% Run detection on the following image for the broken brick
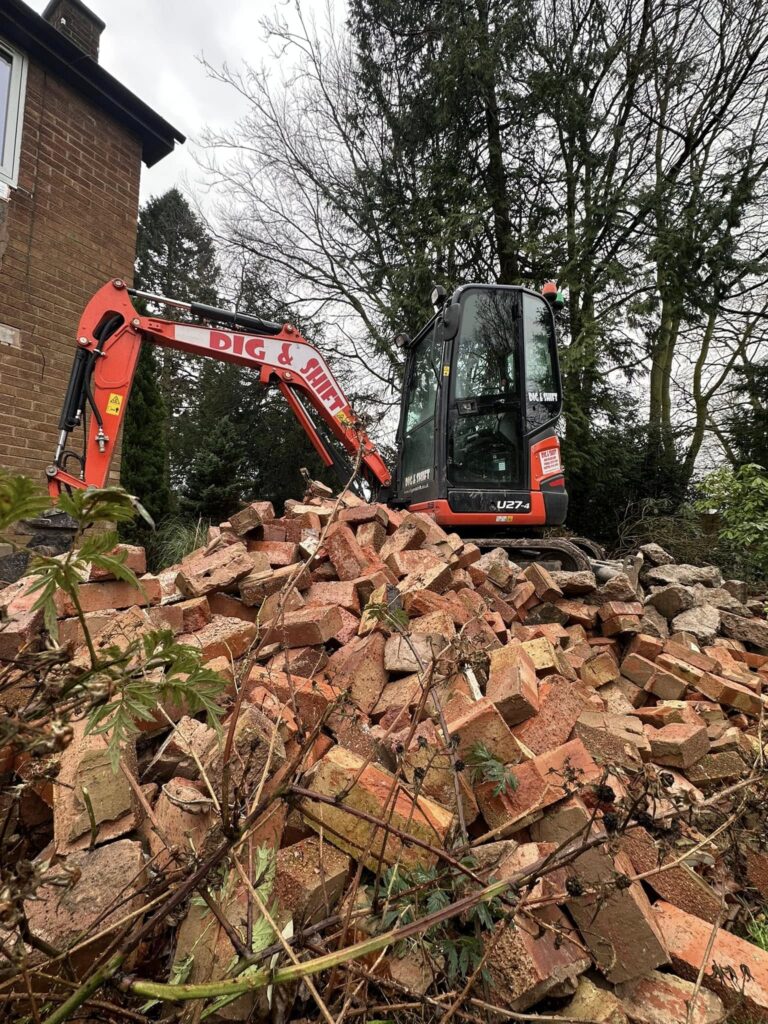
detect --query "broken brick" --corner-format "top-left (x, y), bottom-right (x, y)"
top-left (177, 614), bottom-right (257, 661)
top-left (512, 674), bottom-right (594, 755)
top-left (300, 745), bottom-right (454, 871)
top-left (649, 722), bottom-right (710, 769)
top-left (53, 719), bottom-right (140, 854)
top-left (653, 901), bottom-right (768, 1021)
top-left (304, 580), bottom-right (361, 614)
top-left (262, 603), bottom-right (343, 648)
top-left (486, 643), bottom-right (539, 725)
top-left (447, 697), bottom-right (522, 765)
top-left (533, 800), bottom-right (669, 983)
top-left (324, 523), bottom-right (373, 580)
top-left (485, 906), bottom-right (590, 1011)
top-left (615, 969), bottom-right (725, 1024)
top-left (248, 539), bottom-right (299, 566)
top-left (275, 836), bottom-right (350, 925)
top-left (176, 542), bottom-right (255, 598)
top-left (24, 840), bottom-right (146, 974)
top-left (619, 825), bottom-right (722, 924)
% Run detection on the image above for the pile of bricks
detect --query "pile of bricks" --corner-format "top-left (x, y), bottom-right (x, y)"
top-left (2, 486), bottom-right (768, 1023)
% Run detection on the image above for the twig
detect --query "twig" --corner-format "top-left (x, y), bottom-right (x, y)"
top-left (685, 904), bottom-right (726, 1024)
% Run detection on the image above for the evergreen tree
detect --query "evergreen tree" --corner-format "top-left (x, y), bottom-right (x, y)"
top-left (134, 189), bottom-right (220, 473)
top-left (119, 343), bottom-right (172, 528)
top-left (727, 363), bottom-right (768, 468)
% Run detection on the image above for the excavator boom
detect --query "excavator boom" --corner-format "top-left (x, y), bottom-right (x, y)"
top-left (46, 279), bottom-right (390, 501)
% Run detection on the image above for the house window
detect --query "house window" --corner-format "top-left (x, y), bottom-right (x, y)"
top-left (0, 40), bottom-right (27, 189)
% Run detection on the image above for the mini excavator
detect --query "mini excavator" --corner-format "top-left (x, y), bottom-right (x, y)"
top-left (47, 278), bottom-right (600, 569)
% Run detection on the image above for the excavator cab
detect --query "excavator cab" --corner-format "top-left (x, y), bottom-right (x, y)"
top-left (393, 284), bottom-right (567, 532)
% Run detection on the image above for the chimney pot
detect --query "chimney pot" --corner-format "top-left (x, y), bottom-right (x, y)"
top-left (42, 0), bottom-right (105, 62)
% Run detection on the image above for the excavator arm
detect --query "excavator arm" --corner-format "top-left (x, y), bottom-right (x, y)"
top-left (46, 278), bottom-right (391, 501)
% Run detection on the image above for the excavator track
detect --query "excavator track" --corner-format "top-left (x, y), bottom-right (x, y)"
top-left (461, 536), bottom-right (595, 572)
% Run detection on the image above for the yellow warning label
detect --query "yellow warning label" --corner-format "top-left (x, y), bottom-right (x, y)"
top-left (106, 393), bottom-right (123, 416)
top-left (443, 365), bottom-right (450, 376)
top-left (335, 409), bottom-right (352, 425)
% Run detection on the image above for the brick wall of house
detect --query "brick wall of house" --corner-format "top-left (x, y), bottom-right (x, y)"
top-left (0, 58), bottom-right (141, 489)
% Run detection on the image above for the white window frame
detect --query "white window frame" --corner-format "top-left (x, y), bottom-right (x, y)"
top-left (0, 38), bottom-right (27, 189)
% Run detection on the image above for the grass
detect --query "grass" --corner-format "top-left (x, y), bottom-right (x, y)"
top-left (145, 515), bottom-right (209, 570)
top-left (747, 913), bottom-right (768, 953)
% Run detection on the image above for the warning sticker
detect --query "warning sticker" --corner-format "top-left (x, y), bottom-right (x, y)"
top-left (539, 448), bottom-right (561, 475)
top-left (106, 393), bottom-right (123, 416)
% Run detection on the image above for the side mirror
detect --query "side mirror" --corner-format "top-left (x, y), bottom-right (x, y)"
top-left (442, 302), bottom-right (460, 340)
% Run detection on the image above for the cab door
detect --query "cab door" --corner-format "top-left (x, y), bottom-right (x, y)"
top-left (447, 287), bottom-right (525, 491)
top-left (397, 322), bottom-right (440, 503)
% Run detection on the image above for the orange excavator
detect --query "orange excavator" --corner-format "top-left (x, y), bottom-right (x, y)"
top-left (47, 278), bottom-right (598, 569)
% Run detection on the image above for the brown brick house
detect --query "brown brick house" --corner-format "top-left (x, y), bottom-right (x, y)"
top-left (0, 0), bottom-right (183, 487)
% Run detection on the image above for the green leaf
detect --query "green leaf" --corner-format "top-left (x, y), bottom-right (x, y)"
top-left (0, 472), bottom-right (49, 536)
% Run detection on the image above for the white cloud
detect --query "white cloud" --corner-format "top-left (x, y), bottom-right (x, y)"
top-left (24, 0), bottom-right (311, 201)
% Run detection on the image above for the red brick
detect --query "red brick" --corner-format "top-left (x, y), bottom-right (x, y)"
top-left (653, 901), bottom-right (768, 1021)
top-left (448, 697), bottom-right (522, 765)
top-left (248, 540), bottom-right (299, 566)
top-left (485, 906), bottom-right (590, 1011)
top-left (615, 969), bottom-right (725, 1024)
top-left (323, 523), bottom-right (372, 580)
top-left (695, 672), bottom-right (764, 716)
top-left (645, 668), bottom-right (688, 700)
top-left (598, 600), bottom-right (644, 620)
top-left (512, 674), bottom-right (594, 755)
top-left (356, 520), bottom-right (386, 551)
top-left (229, 501), bottom-right (270, 535)
top-left (522, 562), bottom-right (563, 601)
top-left (206, 592), bottom-right (259, 622)
top-left (619, 826), bottom-right (722, 924)
top-left (486, 643), bottom-right (539, 725)
top-left (379, 519), bottom-right (428, 561)
top-left (263, 604), bottom-right (343, 648)
top-left (178, 597), bottom-right (211, 633)
top-left (627, 633), bottom-right (665, 660)
top-left (276, 837), bottom-right (350, 926)
top-left (305, 581), bottom-right (361, 614)
top-left (300, 745), bottom-right (454, 871)
top-left (337, 504), bottom-right (389, 527)
top-left (533, 800), bottom-right (669, 983)
top-left (175, 542), bottom-right (255, 598)
top-left (580, 650), bottom-right (619, 687)
top-left (247, 666), bottom-right (341, 729)
top-left (87, 544), bottom-right (146, 580)
top-left (385, 548), bottom-right (444, 577)
top-left (620, 652), bottom-right (658, 686)
top-left (55, 575), bottom-right (162, 616)
top-left (177, 615), bottom-right (257, 661)
top-left (602, 614), bottom-right (642, 636)
top-left (649, 722), bottom-right (709, 768)
top-left (239, 563), bottom-right (310, 605)
top-left (555, 598), bottom-right (599, 628)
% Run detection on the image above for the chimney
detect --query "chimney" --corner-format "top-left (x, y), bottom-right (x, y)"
top-left (42, 0), bottom-right (105, 62)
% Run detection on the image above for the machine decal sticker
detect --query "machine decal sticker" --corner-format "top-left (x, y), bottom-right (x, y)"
top-left (404, 468), bottom-right (431, 490)
top-left (105, 393), bottom-right (123, 416)
top-left (496, 499), bottom-right (531, 511)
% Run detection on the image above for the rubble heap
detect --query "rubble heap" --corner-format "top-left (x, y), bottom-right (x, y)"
top-left (2, 485), bottom-right (768, 1023)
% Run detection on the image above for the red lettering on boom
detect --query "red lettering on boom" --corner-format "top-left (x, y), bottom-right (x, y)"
top-left (245, 338), bottom-right (265, 360)
top-left (210, 331), bottom-right (231, 351)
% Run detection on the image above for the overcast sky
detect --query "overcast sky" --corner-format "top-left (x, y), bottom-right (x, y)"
top-left (27, 0), bottom-right (329, 202)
